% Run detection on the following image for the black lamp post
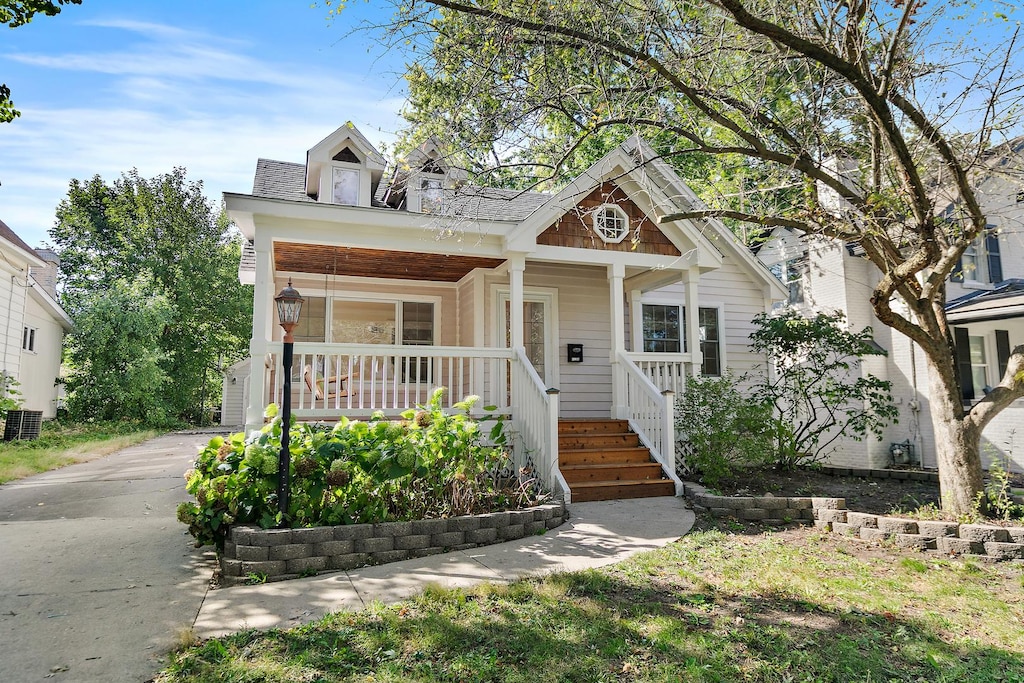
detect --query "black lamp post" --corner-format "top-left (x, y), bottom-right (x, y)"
top-left (274, 279), bottom-right (304, 524)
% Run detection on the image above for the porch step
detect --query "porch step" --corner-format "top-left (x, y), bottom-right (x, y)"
top-left (569, 479), bottom-right (676, 502)
top-left (557, 419), bottom-right (675, 503)
top-left (561, 462), bottom-right (666, 483)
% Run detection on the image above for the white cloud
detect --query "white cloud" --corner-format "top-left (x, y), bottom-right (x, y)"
top-left (0, 16), bottom-right (406, 247)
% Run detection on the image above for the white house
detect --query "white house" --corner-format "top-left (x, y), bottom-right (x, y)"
top-left (0, 221), bottom-right (73, 422)
top-left (756, 140), bottom-right (1024, 473)
top-left (225, 122), bottom-right (787, 501)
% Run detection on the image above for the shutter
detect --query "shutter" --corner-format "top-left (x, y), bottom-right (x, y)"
top-left (954, 326), bottom-right (974, 401)
top-left (986, 230), bottom-right (1003, 283)
top-left (996, 329), bottom-right (1011, 382)
top-left (951, 255), bottom-right (964, 283)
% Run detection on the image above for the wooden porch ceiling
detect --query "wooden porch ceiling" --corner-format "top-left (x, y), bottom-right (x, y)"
top-left (274, 242), bottom-right (506, 282)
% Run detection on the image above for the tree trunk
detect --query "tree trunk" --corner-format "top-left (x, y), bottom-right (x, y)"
top-left (925, 355), bottom-right (983, 516)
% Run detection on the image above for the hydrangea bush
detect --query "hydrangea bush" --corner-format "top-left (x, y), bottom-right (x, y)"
top-left (177, 389), bottom-right (542, 549)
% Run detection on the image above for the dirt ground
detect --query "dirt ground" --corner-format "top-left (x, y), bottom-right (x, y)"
top-left (713, 468), bottom-right (942, 515)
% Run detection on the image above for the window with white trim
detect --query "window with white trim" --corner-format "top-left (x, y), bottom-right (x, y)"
top-left (952, 228), bottom-right (1002, 285)
top-left (769, 258), bottom-right (805, 304)
top-left (592, 204), bottom-right (629, 243)
top-left (22, 326), bottom-right (36, 352)
top-left (420, 177), bottom-right (443, 213)
top-left (641, 304), bottom-right (682, 353)
top-left (331, 166), bottom-right (359, 205)
top-left (699, 307), bottom-right (721, 376)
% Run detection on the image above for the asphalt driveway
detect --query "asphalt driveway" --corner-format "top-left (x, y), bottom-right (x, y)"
top-left (0, 432), bottom-right (218, 682)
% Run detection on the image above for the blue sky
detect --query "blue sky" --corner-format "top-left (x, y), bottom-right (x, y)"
top-left (0, 0), bottom-right (404, 247)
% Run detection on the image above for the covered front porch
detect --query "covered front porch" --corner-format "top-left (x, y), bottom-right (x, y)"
top-left (243, 243), bottom-right (701, 500)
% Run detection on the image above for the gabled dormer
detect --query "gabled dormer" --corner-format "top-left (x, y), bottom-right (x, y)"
top-left (305, 122), bottom-right (387, 207)
top-left (395, 139), bottom-right (468, 214)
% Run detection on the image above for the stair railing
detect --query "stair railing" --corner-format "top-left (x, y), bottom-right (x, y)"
top-left (616, 351), bottom-right (684, 495)
top-left (510, 347), bottom-right (571, 502)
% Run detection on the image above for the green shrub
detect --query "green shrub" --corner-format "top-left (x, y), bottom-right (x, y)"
top-left (177, 388), bottom-right (542, 550)
top-left (675, 372), bottom-right (772, 486)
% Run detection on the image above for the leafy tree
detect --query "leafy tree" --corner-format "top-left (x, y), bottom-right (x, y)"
top-left (63, 277), bottom-right (171, 423)
top-left (52, 168), bottom-right (252, 424)
top-left (353, 0), bottom-right (1024, 514)
top-left (749, 310), bottom-right (899, 468)
top-left (1, 0), bottom-right (82, 123)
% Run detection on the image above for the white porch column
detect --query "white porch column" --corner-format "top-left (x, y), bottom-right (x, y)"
top-left (245, 239), bottom-right (275, 429)
top-left (609, 262), bottom-right (627, 418)
top-left (684, 267), bottom-right (702, 377)
top-left (508, 253), bottom-right (526, 350)
top-left (628, 288), bottom-right (642, 352)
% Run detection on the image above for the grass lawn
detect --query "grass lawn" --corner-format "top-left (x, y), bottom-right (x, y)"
top-left (0, 420), bottom-right (163, 483)
top-left (157, 520), bottom-right (1024, 682)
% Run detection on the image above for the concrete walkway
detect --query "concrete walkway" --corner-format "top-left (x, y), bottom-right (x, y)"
top-left (0, 432), bottom-right (216, 683)
top-left (195, 496), bottom-right (694, 638)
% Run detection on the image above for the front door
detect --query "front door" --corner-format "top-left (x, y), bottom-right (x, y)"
top-left (497, 290), bottom-right (558, 387)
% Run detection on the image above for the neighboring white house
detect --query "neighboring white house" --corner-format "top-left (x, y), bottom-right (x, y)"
top-left (224, 122), bottom-right (787, 499)
top-left (756, 141), bottom-right (1024, 473)
top-left (0, 221), bottom-right (73, 420)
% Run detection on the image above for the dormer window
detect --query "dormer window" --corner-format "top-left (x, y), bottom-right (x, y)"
top-left (420, 177), bottom-right (443, 213)
top-left (592, 204), bottom-right (629, 243)
top-left (332, 167), bottom-right (359, 205)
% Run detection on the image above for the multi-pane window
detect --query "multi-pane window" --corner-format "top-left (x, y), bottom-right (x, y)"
top-left (953, 229), bottom-right (1002, 284)
top-left (968, 335), bottom-right (988, 398)
top-left (22, 326), bottom-right (36, 352)
top-left (770, 258), bottom-right (804, 304)
top-left (699, 307), bottom-right (721, 376)
top-left (641, 304), bottom-right (682, 353)
top-left (294, 297), bottom-right (326, 342)
top-left (593, 205), bottom-right (628, 243)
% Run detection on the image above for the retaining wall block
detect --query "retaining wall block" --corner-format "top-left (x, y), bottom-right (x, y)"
top-left (235, 545), bottom-right (269, 562)
top-left (480, 511), bottom-right (510, 528)
top-left (356, 537), bottom-right (395, 554)
top-left (327, 553), bottom-right (369, 571)
top-left (532, 507), bottom-right (549, 521)
top-left (813, 520), bottom-right (832, 531)
top-left (722, 497), bottom-right (755, 509)
top-left (240, 560), bottom-right (287, 577)
top-left (432, 531), bottom-right (466, 547)
top-left (411, 518), bottom-right (449, 535)
top-left (764, 518), bottom-right (787, 526)
top-left (287, 556), bottom-right (327, 574)
top-left (269, 543), bottom-right (313, 562)
top-left (894, 534), bottom-right (937, 551)
top-left (452, 543), bottom-right (477, 551)
top-left (982, 542), bottom-right (1024, 561)
top-left (709, 507), bottom-right (732, 517)
top-left (740, 508), bottom-right (768, 521)
top-left (227, 526), bottom-right (255, 545)
top-left (251, 529), bottom-right (293, 547)
top-left (877, 517), bottom-right (918, 535)
top-left (546, 516), bottom-right (563, 530)
top-left (916, 521), bottom-right (959, 538)
top-left (846, 512), bottom-right (878, 529)
top-left (222, 541), bottom-right (236, 558)
top-left (757, 496), bottom-right (791, 511)
top-left (811, 497), bottom-right (846, 510)
top-left (787, 498), bottom-right (813, 510)
top-left (815, 509), bottom-right (848, 524)
top-left (959, 524), bottom-right (1010, 543)
top-left (291, 527), bottom-right (333, 544)
top-left (371, 550), bottom-right (410, 565)
top-left (467, 527), bottom-right (499, 544)
top-left (524, 520), bottom-right (546, 535)
top-left (314, 540), bottom-right (355, 557)
top-left (831, 522), bottom-right (858, 536)
top-left (449, 516), bottom-right (482, 532)
top-left (220, 559), bottom-right (242, 577)
top-left (936, 537), bottom-right (985, 555)
top-left (499, 524), bottom-right (525, 540)
top-left (374, 521), bottom-right (413, 538)
top-left (1008, 528), bottom-right (1024, 544)
top-left (395, 534), bottom-right (432, 551)
top-left (410, 547), bottom-right (445, 559)
top-left (334, 525), bottom-right (374, 542)
top-left (859, 527), bottom-right (889, 542)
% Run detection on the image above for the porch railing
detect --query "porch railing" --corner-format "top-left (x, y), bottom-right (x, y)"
top-left (622, 352), bottom-right (690, 396)
top-left (265, 343), bottom-right (513, 418)
top-left (617, 351), bottom-right (685, 495)
top-left (509, 347), bottom-right (570, 501)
